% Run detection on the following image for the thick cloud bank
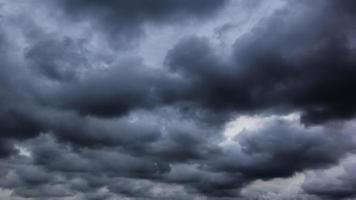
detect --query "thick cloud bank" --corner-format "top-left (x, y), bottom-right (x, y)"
top-left (0, 0), bottom-right (356, 199)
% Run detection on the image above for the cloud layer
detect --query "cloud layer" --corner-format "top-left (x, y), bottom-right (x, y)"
top-left (0, 0), bottom-right (356, 199)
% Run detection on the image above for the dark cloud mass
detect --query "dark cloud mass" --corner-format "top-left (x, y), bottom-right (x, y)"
top-left (1, 0), bottom-right (356, 199)
top-left (166, 0), bottom-right (356, 124)
top-left (58, 0), bottom-right (228, 48)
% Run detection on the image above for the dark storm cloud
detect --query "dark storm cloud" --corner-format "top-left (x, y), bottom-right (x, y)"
top-left (0, 24), bottom-right (40, 157)
top-left (1, 118), bottom-right (355, 199)
top-left (159, 118), bottom-right (355, 198)
top-left (211, 120), bottom-right (355, 179)
top-left (57, 0), bottom-right (228, 48)
top-left (61, 0), bottom-right (228, 21)
top-left (39, 60), bottom-right (164, 117)
top-left (26, 0), bottom-right (356, 123)
top-left (30, 136), bottom-right (170, 179)
top-left (166, 0), bottom-right (356, 124)
top-left (0, 140), bottom-right (16, 158)
top-left (26, 37), bottom-right (89, 82)
top-left (1, 0), bottom-right (356, 199)
top-left (0, 135), bottom-right (210, 199)
top-left (301, 153), bottom-right (356, 199)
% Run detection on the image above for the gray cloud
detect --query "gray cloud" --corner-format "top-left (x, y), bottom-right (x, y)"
top-left (56, 0), bottom-right (229, 49)
top-left (0, 0), bottom-right (356, 199)
top-left (165, 0), bottom-right (356, 124)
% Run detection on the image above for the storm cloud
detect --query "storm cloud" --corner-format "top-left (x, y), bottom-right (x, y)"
top-left (0, 0), bottom-right (356, 199)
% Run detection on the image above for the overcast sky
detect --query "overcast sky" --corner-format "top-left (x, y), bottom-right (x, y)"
top-left (0, 0), bottom-right (356, 199)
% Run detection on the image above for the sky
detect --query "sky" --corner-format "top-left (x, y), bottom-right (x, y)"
top-left (0, 0), bottom-right (356, 199)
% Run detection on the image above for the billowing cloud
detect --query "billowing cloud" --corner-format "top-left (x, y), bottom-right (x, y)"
top-left (56, 0), bottom-right (228, 48)
top-left (0, 0), bottom-right (356, 199)
top-left (165, 0), bottom-right (356, 124)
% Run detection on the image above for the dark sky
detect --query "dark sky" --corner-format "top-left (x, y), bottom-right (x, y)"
top-left (0, 0), bottom-right (356, 199)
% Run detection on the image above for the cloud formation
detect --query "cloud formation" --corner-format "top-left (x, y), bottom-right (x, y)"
top-left (0, 0), bottom-right (356, 199)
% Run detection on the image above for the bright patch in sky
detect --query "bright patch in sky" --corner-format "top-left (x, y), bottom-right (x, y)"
top-left (222, 112), bottom-right (300, 145)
